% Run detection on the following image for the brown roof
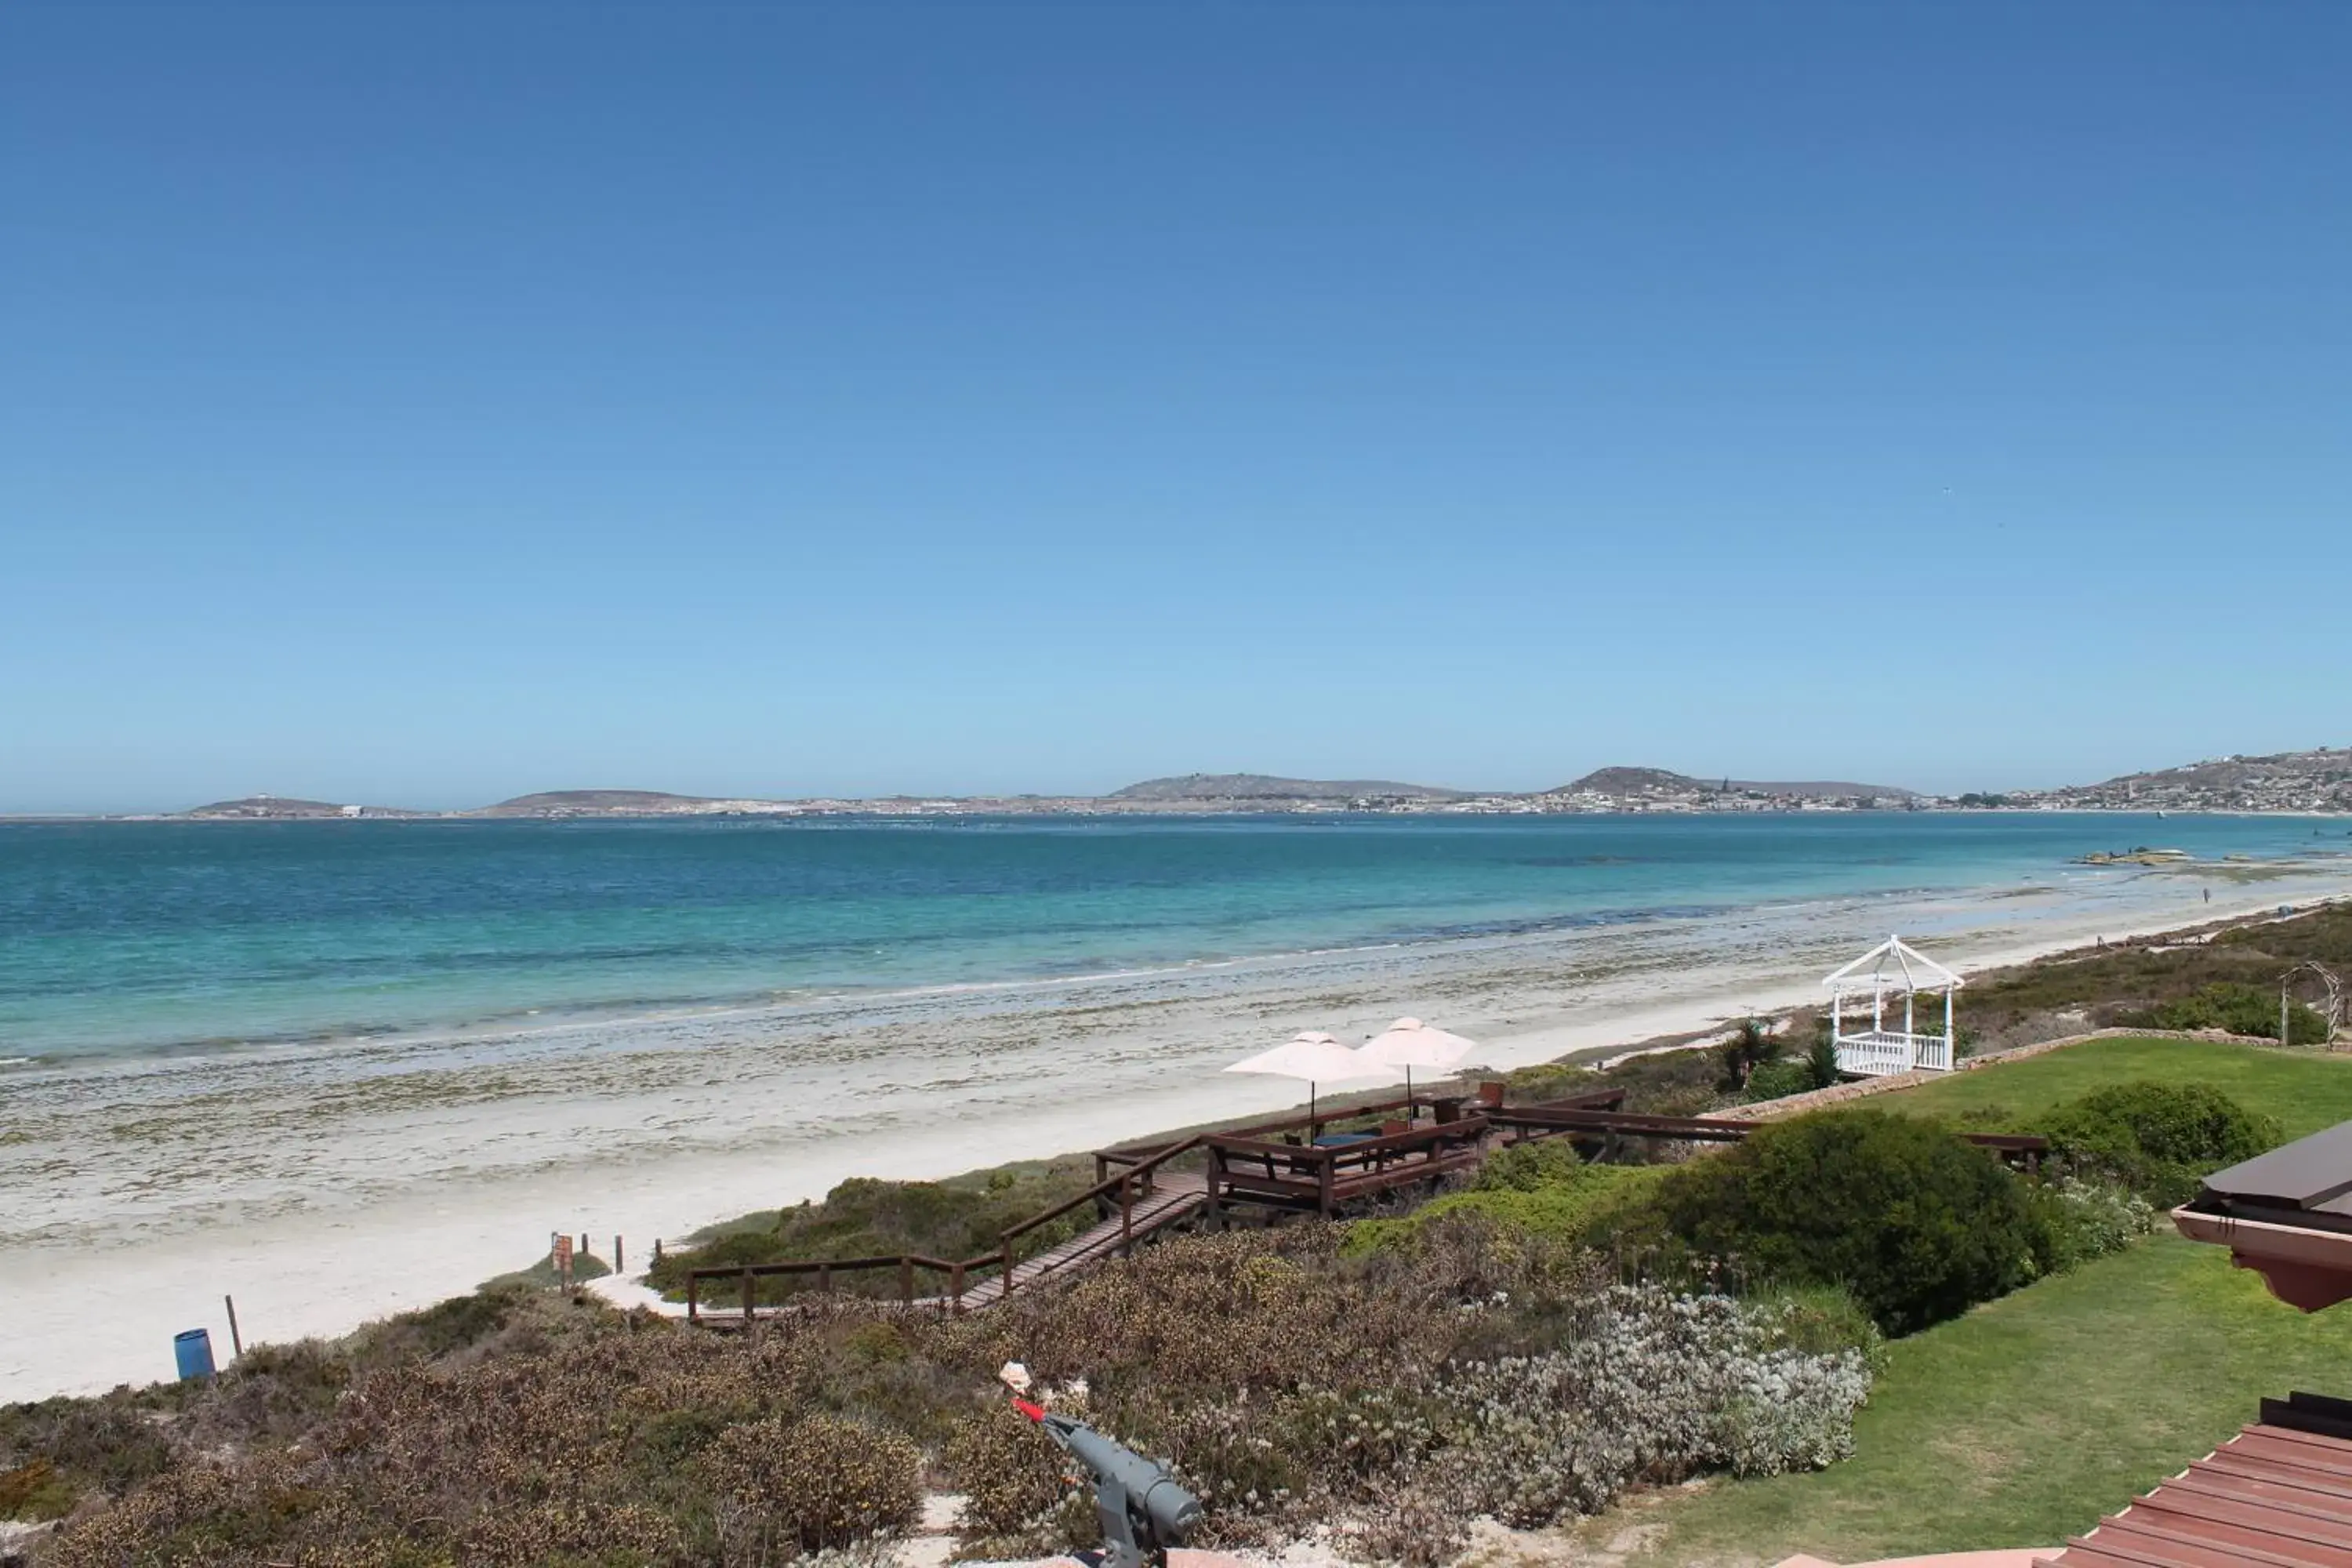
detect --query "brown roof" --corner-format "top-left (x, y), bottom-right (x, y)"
top-left (2039, 1419), bottom-right (2352, 1566)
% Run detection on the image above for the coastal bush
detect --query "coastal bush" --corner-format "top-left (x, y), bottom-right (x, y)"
top-left (1435, 1284), bottom-right (1871, 1526)
top-left (1657, 1111), bottom-right (2043, 1335)
top-left (1502, 1062), bottom-right (1602, 1102)
top-left (699, 1414), bottom-right (922, 1554)
top-left (1744, 1058), bottom-right (1815, 1102)
top-left (2036, 1080), bottom-right (2284, 1204)
top-left (1718, 1019), bottom-right (1785, 1091)
top-left (0, 1459), bottom-right (75, 1523)
top-left (2026, 1174), bottom-right (2158, 1272)
top-left (0, 1393), bottom-right (178, 1498)
top-left (2132, 981), bottom-right (2329, 1044)
top-left (1338, 1163), bottom-right (1671, 1260)
top-left (645, 1164), bottom-right (1097, 1304)
top-left (1806, 1033), bottom-right (1843, 1089)
top-left (1470, 1138), bottom-right (1582, 1191)
top-left (945, 1403), bottom-right (1091, 1554)
top-left (41, 1210), bottom-right (1890, 1566)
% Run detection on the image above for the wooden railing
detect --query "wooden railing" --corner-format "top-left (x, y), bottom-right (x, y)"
top-left (1206, 1116), bottom-right (1495, 1214)
top-left (999, 1135), bottom-right (1204, 1298)
top-left (1490, 1104), bottom-right (2048, 1170)
top-left (684, 1252), bottom-right (982, 1323)
top-left (680, 1083), bottom-right (1641, 1322)
top-left (684, 1134), bottom-right (1209, 1325)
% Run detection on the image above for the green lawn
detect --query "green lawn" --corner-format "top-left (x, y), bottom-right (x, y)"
top-left (1592, 1036), bottom-right (2352, 1565)
top-left (1865, 1034), bottom-right (2352, 1138)
top-left (1614, 1231), bottom-right (2352, 1566)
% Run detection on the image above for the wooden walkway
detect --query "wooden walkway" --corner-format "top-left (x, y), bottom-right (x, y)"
top-left (681, 1085), bottom-right (2053, 1328)
top-left (950, 1173), bottom-right (1208, 1309)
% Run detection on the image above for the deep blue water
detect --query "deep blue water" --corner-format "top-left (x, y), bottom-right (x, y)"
top-left (2, 812), bottom-right (2343, 1062)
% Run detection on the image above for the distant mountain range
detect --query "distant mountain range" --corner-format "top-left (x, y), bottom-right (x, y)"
top-left (1109, 773), bottom-right (1468, 803)
top-left (2005, 747), bottom-right (2352, 813)
top-left (474, 790), bottom-right (717, 816)
top-left (1547, 768), bottom-right (1915, 801)
top-left (158, 747), bottom-right (2352, 819)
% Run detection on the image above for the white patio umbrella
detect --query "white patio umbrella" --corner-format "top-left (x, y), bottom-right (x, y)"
top-left (1359, 1017), bottom-right (1479, 1112)
top-left (1225, 1031), bottom-right (1401, 1133)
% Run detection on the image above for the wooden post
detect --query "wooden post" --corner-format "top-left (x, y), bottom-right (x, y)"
top-left (1000, 1232), bottom-right (1015, 1299)
top-left (223, 1294), bottom-right (243, 1359)
top-left (950, 1260), bottom-right (966, 1314)
top-left (740, 1269), bottom-right (755, 1327)
top-left (687, 1272), bottom-right (699, 1323)
top-left (898, 1257), bottom-right (913, 1304)
top-left (1120, 1176), bottom-right (1134, 1254)
top-left (1318, 1152), bottom-right (1334, 1217)
top-left (614, 1236), bottom-right (623, 1275)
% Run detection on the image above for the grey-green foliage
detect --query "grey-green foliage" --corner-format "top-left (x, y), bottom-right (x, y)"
top-left (1434, 1284), bottom-right (1871, 1526)
top-left (2029, 1175), bottom-right (2158, 1272)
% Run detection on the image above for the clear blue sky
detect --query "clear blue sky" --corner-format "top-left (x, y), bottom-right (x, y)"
top-left (5, 2), bottom-right (2347, 811)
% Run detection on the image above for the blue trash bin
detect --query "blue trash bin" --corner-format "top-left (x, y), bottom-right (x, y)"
top-left (174, 1327), bottom-right (216, 1381)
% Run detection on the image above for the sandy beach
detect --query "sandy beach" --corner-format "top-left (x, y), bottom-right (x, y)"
top-left (5, 858), bottom-right (2348, 1402)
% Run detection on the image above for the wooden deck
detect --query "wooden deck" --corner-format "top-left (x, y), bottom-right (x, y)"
top-left (680, 1083), bottom-right (2049, 1326)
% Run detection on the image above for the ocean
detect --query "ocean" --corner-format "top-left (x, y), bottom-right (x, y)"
top-left (3, 811), bottom-right (2345, 1069)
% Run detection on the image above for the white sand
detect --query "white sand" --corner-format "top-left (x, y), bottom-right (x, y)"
top-left (4, 862), bottom-right (2345, 1402)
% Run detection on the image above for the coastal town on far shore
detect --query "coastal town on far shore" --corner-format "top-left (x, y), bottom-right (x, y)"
top-left (114, 744), bottom-right (2352, 822)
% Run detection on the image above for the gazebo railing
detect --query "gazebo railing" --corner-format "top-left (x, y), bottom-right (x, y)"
top-left (1833, 1029), bottom-right (1952, 1076)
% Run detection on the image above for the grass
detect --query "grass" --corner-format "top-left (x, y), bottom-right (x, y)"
top-left (1865, 1034), bottom-right (2352, 1139)
top-left (1613, 1230), bottom-right (2352, 1565)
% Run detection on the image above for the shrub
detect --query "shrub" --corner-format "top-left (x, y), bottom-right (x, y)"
top-left (2037, 1080), bottom-right (2285, 1205)
top-left (1744, 1059), bottom-right (1814, 1102)
top-left (1657, 1111), bottom-right (2044, 1335)
top-left (1471, 1138), bottom-right (1582, 1192)
top-left (1719, 1018), bottom-right (1784, 1091)
top-left (1806, 1033), bottom-right (1842, 1089)
top-left (1740, 1283), bottom-right (1888, 1374)
top-left (2136, 981), bottom-right (2329, 1044)
top-left (699, 1414), bottom-right (921, 1553)
top-left (1340, 1164), bottom-right (1671, 1259)
top-left (2027, 1175), bottom-right (2158, 1272)
top-left (0, 1458), bottom-right (77, 1522)
top-left (946, 1403), bottom-right (1090, 1554)
top-left (1436, 1284), bottom-right (1870, 1525)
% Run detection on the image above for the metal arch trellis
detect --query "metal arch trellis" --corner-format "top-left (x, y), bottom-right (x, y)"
top-left (2281, 963), bottom-right (2346, 1044)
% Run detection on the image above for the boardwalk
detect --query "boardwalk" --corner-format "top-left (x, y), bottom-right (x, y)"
top-left (953, 1172), bottom-right (1208, 1308)
top-left (678, 1087), bottom-right (2048, 1327)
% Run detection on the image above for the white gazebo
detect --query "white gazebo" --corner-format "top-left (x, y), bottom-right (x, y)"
top-left (1823, 935), bottom-right (1965, 1076)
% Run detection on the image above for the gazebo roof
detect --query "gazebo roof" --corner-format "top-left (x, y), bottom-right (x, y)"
top-left (1822, 935), bottom-right (1965, 996)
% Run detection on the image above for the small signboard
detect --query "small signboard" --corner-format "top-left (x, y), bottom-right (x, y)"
top-left (552, 1232), bottom-right (573, 1288)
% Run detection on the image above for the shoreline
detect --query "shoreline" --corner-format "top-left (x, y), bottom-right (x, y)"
top-left (5, 863), bottom-right (2349, 1402)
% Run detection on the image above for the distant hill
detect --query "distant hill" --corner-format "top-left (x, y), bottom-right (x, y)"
top-left (1551, 768), bottom-right (1918, 800)
top-left (183, 795), bottom-right (352, 818)
top-left (476, 790), bottom-right (721, 816)
top-left (2015, 747), bottom-right (2352, 812)
top-left (1110, 773), bottom-right (1468, 803)
top-left (180, 796), bottom-right (423, 819)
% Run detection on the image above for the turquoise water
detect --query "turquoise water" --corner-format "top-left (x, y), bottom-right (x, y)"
top-left (2, 813), bottom-right (2343, 1064)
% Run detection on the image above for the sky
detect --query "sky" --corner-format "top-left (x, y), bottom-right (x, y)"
top-left (3, 2), bottom-right (2347, 811)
